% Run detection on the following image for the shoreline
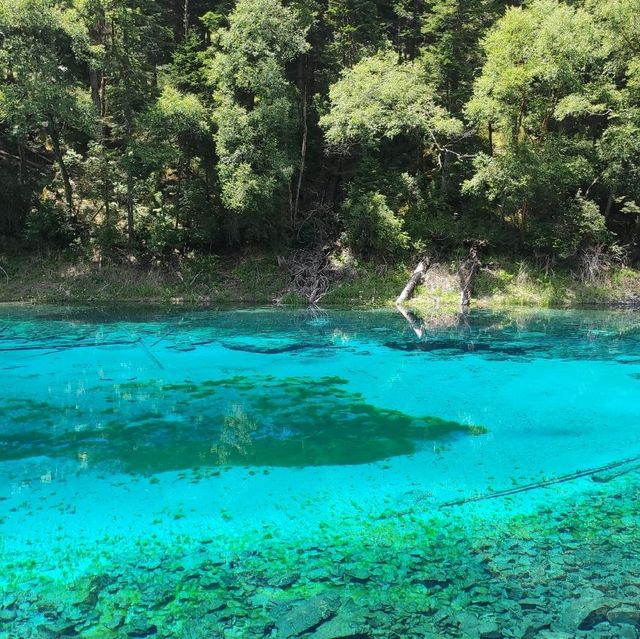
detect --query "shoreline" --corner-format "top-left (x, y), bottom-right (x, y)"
top-left (1, 252), bottom-right (640, 311)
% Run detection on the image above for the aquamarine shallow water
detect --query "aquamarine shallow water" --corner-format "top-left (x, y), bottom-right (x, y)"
top-left (1, 305), bottom-right (640, 638)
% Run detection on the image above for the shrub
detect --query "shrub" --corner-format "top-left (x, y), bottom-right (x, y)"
top-left (23, 202), bottom-right (76, 249)
top-left (340, 189), bottom-right (409, 258)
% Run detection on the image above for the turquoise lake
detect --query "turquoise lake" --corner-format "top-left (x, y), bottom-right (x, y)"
top-left (1, 305), bottom-right (640, 638)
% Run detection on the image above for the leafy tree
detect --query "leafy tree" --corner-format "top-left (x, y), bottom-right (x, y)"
top-left (322, 50), bottom-right (460, 150)
top-left (324, 0), bottom-right (383, 67)
top-left (0, 0), bottom-right (93, 217)
top-left (0, 0), bottom-right (638, 264)
top-left (464, 0), bottom-right (609, 255)
top-left (207, 0), bottom-right (308, 239)
top-left (421, 0), bottom-right (512, 115)
top-left (320, 50), bottom-right (461, 254)
top-left (587, 0), bottom-right (640, 241)
top-left (340, 187), bottom-right (409, 257)
top-left (76, 0), bottom-right (170, 239)
top-left (131, 85), bottom-right (212, 253)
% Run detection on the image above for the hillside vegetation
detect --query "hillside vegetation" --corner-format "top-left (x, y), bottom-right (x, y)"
top-left (1, 0), bottom-right (640, 303)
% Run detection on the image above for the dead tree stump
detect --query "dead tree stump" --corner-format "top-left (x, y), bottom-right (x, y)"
top-left (396, 257), bottom-right (431, 306)
top-left (459, 241), bottom-right (486, 307)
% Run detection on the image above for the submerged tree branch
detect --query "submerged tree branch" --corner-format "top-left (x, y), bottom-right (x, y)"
top-left (441, 453), bottom-right (640, 508)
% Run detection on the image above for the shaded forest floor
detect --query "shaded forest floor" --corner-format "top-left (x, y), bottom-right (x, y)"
top-left (1, 250), bottom-right (640, 310)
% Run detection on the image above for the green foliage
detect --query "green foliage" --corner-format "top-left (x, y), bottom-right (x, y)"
top-left (321, 50), bottom-right (461, 150)
top-left (462, 0), bottom-right (629, 260)
top-left (340, 188), bottom-right (409, 257)
top-left (531, 194), bottom-right (608, 259)
top-left (208, 0), bottom-right (308, 218)
top-left (23, 202), bottom-right (77, 249)
top-left (325, 0), bottom-right (383, 67)
top-left (0, 0), bottom-right (640, 267)
top-left (0, 0), bottom-right (93, 136)
top-left (466, 0), bottom-right (605, 141)
top-left (421, 0), bottom-right (507, 115)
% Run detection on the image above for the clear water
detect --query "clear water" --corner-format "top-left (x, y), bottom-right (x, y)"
top-left (1, 305), bottom-right (640, 638)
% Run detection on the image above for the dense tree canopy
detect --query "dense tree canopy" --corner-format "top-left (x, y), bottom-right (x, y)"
top-left (1, 0), bottom-right (639, 264)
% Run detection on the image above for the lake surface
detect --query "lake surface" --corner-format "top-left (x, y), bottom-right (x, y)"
top-left (1, 305), bottom-right (640, 638)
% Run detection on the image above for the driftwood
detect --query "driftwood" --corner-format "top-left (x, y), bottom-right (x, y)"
top-left (396, 258), bottom-right (430, 306)
top-left (591, 460), bottom-right (640, 483)
top-left (458, 241), bottom-right (486, 306)
top-left (440, 452), bottom-right (640, 508)
top-left (276, 247), bottom-right (332, 306)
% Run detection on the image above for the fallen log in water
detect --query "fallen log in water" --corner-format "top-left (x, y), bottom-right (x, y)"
top-left (396, 257), bottom-right (430, 306)
top-left (440, 452), bottom-right (640, 508)
top-left (591, 460), bottom-right (640, 483)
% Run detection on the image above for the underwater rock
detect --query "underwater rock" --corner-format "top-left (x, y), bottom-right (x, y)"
top-left (554, 596), bottom-right (618, 632)
top-left (220, 341), bottom-right (314, 355)
top-left (0, 609), bottom-right (17, 623)
top-left (140, 582), bottom-right (176, 609)
top-left (519, 598), bottom-right (545, 610)
top-left (307, 615), bottom-right (367, 638)
top-left (100, 608), bottom-right (125, 630)
top-left (199, 575), bottom-right (223, 590)
top-left (608, 607), bottom-right (640, 627)
top-left (67, 574), bottom-right (111, 609)
top-left (38, 619), bottom-right (79, 637)
top-left (451, 611), bottom-right (482, 635)
top-left (411, 573), bottom-right (451, 590)
top-left (267, 572), bottom-right (301, 589)
top-left (200, 596), bottom-right (227, 613)
top-left (125, 617), bottom-right (158, 637)
top-left (478, 619), bottom-right (502, 639)
top-left (611, 625), bottom-right (640, 639)
top-left (345, 567), bottom-right (370, 584)
top-left (305, 567), bottom-right (331, 583)
top-left (273, 593), bottom-right (341, 638)
top-left (307, 612), bottom-right (370, 639)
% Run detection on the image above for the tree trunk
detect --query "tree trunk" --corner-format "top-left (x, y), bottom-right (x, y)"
top-left (396, 258), bottom-right (430, 306)
top-left (124, 114), bottom-right (135, 240)
top-left (293, 81), bottom-right (308, 229)
top-left (396, 304), bottom-right (425, 338)
top-left (90, 69), bottom-right (102, 115)
top-left (459, 242), bottom-right (484, 307)
top-left (17, 142), bottom-right (24, 185)
top-left (604, 190), bottom-right (615, 220)
top-left (440, 150), bottom-right (449, 195)
top-left (175, 169), bottom-right (182, 231)
top-left (48, 117), bottom-right (74, 216)
top-left (126, 169), bottom-right (134, 240)
top-left (488, 121), bottom-right (493, 157)
top-left (89, 10), bottom-right (107, 119)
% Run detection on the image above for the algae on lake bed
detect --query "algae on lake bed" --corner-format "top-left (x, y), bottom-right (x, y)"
top-left (2, 470), bottom-right (640, 639)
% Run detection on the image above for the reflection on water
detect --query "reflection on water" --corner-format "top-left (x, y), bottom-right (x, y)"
top-left (0, 374), bottom-right (486, 471)
top-left (1, 305), bottom-right (640, 638)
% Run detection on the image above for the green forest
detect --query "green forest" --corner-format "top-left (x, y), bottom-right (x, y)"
top-left (1, 0), bottom-right (640, 292)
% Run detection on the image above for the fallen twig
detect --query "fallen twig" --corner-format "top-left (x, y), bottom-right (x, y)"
top-left (441, 452), bottom-right (640, 507)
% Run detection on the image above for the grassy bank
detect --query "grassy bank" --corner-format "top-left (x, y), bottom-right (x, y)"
top-left (0, 251), bottom-right (409, 306)
top-left (1, 251), bottom-right (640, 309)
top-left (406, 260), bottom-right (640, 315)
top-left (474, 261), bottom-right (640, 308)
